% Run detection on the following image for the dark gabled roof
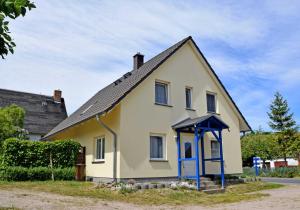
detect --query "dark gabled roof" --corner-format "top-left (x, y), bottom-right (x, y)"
top-left (45, 36), bottom-right (251, 138)
top-left (172, 114), bottom-right (229, 131)
top-left (0, 89), bottom-right (67, 135)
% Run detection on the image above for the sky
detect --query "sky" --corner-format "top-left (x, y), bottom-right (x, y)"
top-left (0, 0), bottom-right (299, 131)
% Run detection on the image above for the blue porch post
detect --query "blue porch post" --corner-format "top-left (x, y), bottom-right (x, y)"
top-left (200, 135), bottom-right (205, 176)
top-left (176, 130), bottom-right (181, 179)
top-left (194, 126), bottom-right (200, 190)
top-left (218, 130), bottom-right (225, 189)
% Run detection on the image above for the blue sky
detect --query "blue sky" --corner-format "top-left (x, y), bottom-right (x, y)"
top-left (0, 0), bottom-right (299, 131)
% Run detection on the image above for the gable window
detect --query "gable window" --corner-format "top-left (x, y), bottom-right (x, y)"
top-left (95, 137), bottom-right (105, 160)
top-left (185, 87), bottom-right (192, 109)
top-left (211, 140), bottom-right (219, 158)
top-left (155, 81), bottom-right (168, 105)
top-left (206, 93), bottom-right (216, 113)
top-left (150, 135), bottom-right (165, 160)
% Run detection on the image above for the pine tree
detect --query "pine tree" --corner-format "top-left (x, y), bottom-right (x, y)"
top-left (267, 92), bottom-right (297, 165)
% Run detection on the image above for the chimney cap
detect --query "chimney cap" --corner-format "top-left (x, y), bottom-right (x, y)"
top-left (133, 52), bottom-right (144, 57)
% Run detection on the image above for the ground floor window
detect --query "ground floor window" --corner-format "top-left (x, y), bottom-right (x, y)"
top-left (95, 136), bottom-right (105, 160)
top-left (211, 140), bottom-right (219, 158)
top-left (150, 135), bottom-right (165, 160)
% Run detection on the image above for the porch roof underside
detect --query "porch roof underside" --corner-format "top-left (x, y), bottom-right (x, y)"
top-left (172, 114), bottom-right (229, 132)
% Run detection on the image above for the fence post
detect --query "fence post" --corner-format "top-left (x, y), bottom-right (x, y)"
top-left (50, 152), bottom-right (54, 181)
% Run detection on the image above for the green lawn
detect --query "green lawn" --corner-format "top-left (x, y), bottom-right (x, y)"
top-left (0, 181), bottom-right (283, 206)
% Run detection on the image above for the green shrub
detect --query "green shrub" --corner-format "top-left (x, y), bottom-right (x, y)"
top-left (243, 167), bottom-right (256, 177)
top-left (260, 167), bottom-right (300, 178)
top-left (2, 138), bottom-right (80, 168)
top-left (53, 167), bottom-right (75, 180)
top-left (0, 166), bottom-right (75, 181)
top-left (27, 167), bottom-right (52, 181)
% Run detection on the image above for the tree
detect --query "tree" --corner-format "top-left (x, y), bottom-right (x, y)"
top-left (267, 92), bottom-right (298, 164)
top-left (287, 133), bottom-right (300, 161)
top-left (241, 132), bottom-right (280, 168)
top-left (0, 0), bottom-right (36, 59)
top-left (0, 104), bottom-right (26, 143)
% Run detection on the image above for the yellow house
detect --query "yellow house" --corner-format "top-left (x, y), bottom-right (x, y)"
top-left (45, 36), bottom-right (251, 189)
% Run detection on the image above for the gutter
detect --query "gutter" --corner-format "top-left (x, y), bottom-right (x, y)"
top-left (96, 114), bottom-right (117, 182)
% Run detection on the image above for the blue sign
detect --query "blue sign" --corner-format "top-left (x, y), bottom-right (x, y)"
top-left (253, 157), bottom-right (260, 176)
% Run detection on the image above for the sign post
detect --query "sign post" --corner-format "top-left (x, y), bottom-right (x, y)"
top-left (253, 157), bottom-right (261, 176)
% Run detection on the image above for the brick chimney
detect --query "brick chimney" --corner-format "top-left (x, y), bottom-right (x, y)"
top-left (133, 52), bottom-right (144, 70)
top-left (53, 89), bottom-right (62, 103)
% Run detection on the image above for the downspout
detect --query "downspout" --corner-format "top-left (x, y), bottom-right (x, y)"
top-left (96, 114), bottom-right (117, 182)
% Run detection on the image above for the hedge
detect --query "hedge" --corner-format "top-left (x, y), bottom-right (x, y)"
top-left (260, 167), bottom-right (300, 178)
top-left (0, 166), bottom-right (75, 181)
top-left (243, 166), bottom-right (300, 178)
top-left (2, 138), bottom-right (81, 168)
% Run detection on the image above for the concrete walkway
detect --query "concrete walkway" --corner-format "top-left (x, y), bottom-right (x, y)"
top-left (261, 177), bottom-right (300, 184)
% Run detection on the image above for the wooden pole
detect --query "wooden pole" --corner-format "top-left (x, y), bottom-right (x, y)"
top-left (50, 152), bottom-right (54, 181)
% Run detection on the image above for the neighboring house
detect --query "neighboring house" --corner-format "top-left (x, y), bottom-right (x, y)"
top-left (0, 89), bottom-right (67, 140)
top-left (264, 158), bottom-right (299, 168)
top-left (45, 36), bottom-right (251, 189)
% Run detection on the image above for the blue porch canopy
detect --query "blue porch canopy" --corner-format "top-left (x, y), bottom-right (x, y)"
top-left (172, 114), bottom-right (229, 190)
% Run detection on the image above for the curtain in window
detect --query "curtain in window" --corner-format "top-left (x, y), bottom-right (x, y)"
top-left (207, 94), bottom-right (216, 112)
top-left (155, 83), bottom-right (167, 104)
top-left (150, 136), bottom-right (163, 159)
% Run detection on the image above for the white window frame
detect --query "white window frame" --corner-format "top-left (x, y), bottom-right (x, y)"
top-left (206, 91), bottom-right (218, 113)
top-left (149, 134), bottom-right (167, 161)
top-left (95, 136), bottom-right (105, 161)
top-left (155, 80), bottom-right (170, 105)
top-left (185, 87), bottom-right (193, 109)
top-left (211, 139), bottom-right (220, 159)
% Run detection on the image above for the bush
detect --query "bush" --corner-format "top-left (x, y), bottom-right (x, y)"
top-left (2, 138), bottom-right (80, 168)
top-left (260, 167), bottom-right (300, 178)
top-left (0, 166), bottom-right (75, 181)
top-left (53, 167), bottom-right (75, 180)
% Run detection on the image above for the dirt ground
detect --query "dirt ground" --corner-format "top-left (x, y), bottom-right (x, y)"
top-left (0, 184), bottom-right (299, 210)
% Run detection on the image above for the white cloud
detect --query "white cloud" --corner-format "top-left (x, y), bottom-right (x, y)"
top-left (0, 0), bottom-right (300, 130)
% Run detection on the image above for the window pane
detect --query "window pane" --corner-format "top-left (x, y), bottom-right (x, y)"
top-left (211, 141), bottom-right (219, 158)
top-left (150, 136), bottom-right (163, 159)
top-left (184, 142), bottom-right (192, 158)
top-left (96, 138), bottom-right (105, 160)
top-left (101, 138), bottom-right (105, 159)
top-left (207, 94), bottom-right (216, 112)
top-left (96, 139), bottom-right (101, 159)
top-left (186, 88), bottom-right (191, 108)
top-left (155, 82), bottom-right (168, 104)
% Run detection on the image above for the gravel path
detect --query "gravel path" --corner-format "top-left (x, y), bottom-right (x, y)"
top-left (0, 184), bottom-right (299, 210)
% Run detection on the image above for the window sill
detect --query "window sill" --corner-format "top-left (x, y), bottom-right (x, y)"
top-left (207, 111), bottom-right (220, 115)
top-left (154, 103), bottom-right (173, 107)
top-left (186, 108), bottom-right (196, 111)
top-left (150, 159), bottom-right (168, 162)
top-left (92, 160), bottom-right (105, 164)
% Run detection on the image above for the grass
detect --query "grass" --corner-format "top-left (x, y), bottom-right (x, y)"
top-left (0, 181), bottom-right (283, 206)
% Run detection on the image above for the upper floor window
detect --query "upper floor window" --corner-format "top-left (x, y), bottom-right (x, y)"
top-left (206, 93), bottom-right (216, 113)
top-left (185, 87), bottom-right (192, 109)
top-left (155, 81), bottom-right (168, 105)
top-left (95, 136), bottom-right (105, 160)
